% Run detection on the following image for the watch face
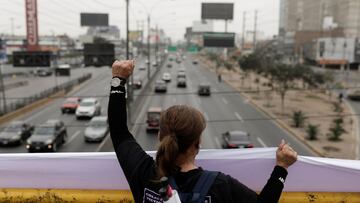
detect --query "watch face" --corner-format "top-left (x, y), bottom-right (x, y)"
top-left (111, 77), bottom-right (121, 87)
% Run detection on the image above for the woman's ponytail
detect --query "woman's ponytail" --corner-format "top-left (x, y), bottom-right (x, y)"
top-left (156, 134), bottom-right (179, 177)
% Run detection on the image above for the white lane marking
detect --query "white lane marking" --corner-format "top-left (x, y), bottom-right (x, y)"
top-left (215, 137), bottom-right (221, 148)
top-left (204, 112), bottom-right (209, 121)
top-left (64, 131), bottom-right (81, 146)
top-left (257, 137), bottom-right (267, 147)
top-left (222, 97), bottom-right (228, 104)
top-left (235, 112), bottom-right (244, 122)
top-left (96, 133), bottom-right (110, 152)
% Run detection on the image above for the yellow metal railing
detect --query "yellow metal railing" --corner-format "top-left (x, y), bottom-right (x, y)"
top-left (0, 189), bottom-right (359, 203)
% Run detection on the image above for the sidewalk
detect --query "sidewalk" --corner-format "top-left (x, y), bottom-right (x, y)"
top-left (199, 56), bottom-right (357, 159)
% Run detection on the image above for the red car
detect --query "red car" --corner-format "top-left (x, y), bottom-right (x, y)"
top-left (61, 97), bottom-right (81, 114)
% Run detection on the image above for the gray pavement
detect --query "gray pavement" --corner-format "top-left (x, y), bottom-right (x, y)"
top-left (0, 54), bottom-right (316, 156)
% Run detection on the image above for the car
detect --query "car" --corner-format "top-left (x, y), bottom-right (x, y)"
top-left (192, 60), bottom-right (198, 65)
top-left (176, 58), bottom-right (182, 63)
top-left (139, 66), bottom-right (146, 71)
top-left (84, 116), bottom-right (109, 142)
top-left (0, 121), bottom-right (34, 146)
top-left (145, 60), bottom-right (150, 64)
top-left (177, 72), bottom-right (186, 79)
top-left (26, 119), bottom-right (67, 152)
top-left (61, 97), bottom-right (81, 114)
top-left (162, 72), bottom-right (171, 82)
top-left (152, 62), bottom-right (158, 67)
top-left (221, 131), bottom-right (254, 149)
top-left (177, 77), bottom-right (187, 88)
top-left (146, 107), bottom-right (162, 132)
top-left (76, 98), bottom-right (101, 119)
top-left (35, 68), bottom-right (53, 77)
top-left (154, 80), bottom-right (167, 93)
top-left (198, 83), bottom-right (211, 96)
top-left (347, 90), bottom-right (360, 101)
top-left (166, 64), bottom-right (172, 68)
top-left (130, 76), bottom-right (143, 89)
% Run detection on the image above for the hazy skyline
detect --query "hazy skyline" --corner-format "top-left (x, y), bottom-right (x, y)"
top-left (0, 0), bottom-right (280, 40)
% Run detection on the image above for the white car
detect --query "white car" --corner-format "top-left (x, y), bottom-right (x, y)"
top-left (162, 72), bottom-right (171, 82)
top-left (76, 98), bottom-right (101, 119)
top-left (84, 116), bottom-right (109, 142)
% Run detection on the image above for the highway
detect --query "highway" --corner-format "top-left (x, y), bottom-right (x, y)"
top-left (0, 54), bottom-right (315, 156)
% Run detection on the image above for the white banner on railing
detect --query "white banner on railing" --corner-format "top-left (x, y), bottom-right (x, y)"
top-left (0, 148), bottom-right (359, 192)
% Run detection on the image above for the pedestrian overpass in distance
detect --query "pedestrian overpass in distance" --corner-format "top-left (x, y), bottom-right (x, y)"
top-left (0, 149), bottom-right (359, 202)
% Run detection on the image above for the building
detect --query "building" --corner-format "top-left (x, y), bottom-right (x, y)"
top-left (279, 0), bottom-right (360, 65)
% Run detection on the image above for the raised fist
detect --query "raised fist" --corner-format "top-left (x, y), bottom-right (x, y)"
top-left (276, 139), bottom-right (298, 169)
top-left (112, 60), bottom-right (135, 79)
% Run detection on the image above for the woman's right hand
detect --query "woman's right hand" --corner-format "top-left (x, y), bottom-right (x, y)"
top-left (276, 139), bottom-right (298, 169)
top-left (112, 60), bottom-right (135, 79)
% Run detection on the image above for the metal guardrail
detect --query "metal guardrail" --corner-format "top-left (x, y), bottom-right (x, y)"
top-left (0, 74), bottom-right (92, 116)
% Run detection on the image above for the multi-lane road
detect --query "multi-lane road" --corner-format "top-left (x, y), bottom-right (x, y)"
top-left (0, 54), bottom-right (316, 156)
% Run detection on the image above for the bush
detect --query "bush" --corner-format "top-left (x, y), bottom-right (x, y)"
top-left (306, 124), bottom-right (319, 140)
top-left (293, 110), bottom-right (306, 128)
top-left (328, 117), bottom-right (346, 141)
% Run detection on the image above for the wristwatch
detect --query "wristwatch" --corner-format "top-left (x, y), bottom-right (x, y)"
top-left (111, 77), bottom-right (126, 87)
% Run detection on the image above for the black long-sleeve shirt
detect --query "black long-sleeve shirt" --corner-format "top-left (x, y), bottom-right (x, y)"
top-left (108, 84), bottom-right (288, 203)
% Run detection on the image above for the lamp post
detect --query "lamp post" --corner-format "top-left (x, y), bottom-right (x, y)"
top-left (133, 0), bottom-right (175, 80)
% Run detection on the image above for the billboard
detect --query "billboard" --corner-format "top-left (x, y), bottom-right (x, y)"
top-left (129, 31), bottom-right (143, 42)
top-left (83, 43), bottom-right (115, 67)
top-left (25, 0), bottom-right (39, 51)
top-left (81, 13), bottom-right (109, 26)
top-left (201, 3), bottom-right (234, 20)
top-left (13, 51), bottom-right (51, 67)
top-left (203, 33), bottom-right (235, 48)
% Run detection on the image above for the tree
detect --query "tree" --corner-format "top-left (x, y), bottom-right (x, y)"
top-left (238, 54), bottom-right (261, 89)
top-left (267, 63), bottom-right (297, 114)
top-left (306, 124), bottom-right (319, 140)
top-left (293, 110), bottom-right (306, 128)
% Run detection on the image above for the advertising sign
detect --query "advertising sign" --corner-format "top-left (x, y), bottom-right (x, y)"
top-left (25, 0), bottom-right (39, 51)
top-left (203, 33), bottom-right (235, 48)
top-left (81, 13), bottom-right (109, 26)
top-left (201, 3), bottom-right (234, 20)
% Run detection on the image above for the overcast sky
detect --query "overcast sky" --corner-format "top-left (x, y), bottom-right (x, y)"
top-left (0, 0), bottom-right (280, 40)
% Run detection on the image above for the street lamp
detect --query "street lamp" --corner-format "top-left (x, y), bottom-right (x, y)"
top-left (132, 0), bottom-right (175, 80)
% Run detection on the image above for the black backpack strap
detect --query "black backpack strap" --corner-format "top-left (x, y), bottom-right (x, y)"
top-left (191, 170), bottom-right (219, 203)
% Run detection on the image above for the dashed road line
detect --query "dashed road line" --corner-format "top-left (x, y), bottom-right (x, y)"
top-left (235, 112), bottom-right (244, 122)
top-left (222, 97), bottom-right (228, 104)
top-left (64, 131), bottom-right (81, 146)
top-left (257, 137), bottom-right (267, 147)
top-left (204, 112), bottom-right (209, 121)
top-left (96, 133), bottom-right (111, 152)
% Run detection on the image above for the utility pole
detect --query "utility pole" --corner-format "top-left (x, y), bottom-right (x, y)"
top-left (147, 15), bottom-right (151, 80)
top-left (242, 11), bottom-right (246, 50)
top-left (253, 10), bottom-right (257, 51)
top-left (125, 0), bottom-right (133, 102)
top-left (10, 18), bottom-right (14, 36)
top-left (155, 24), bottom-right (158, 64)
top-left (0, 63), bottom-right (6, 114)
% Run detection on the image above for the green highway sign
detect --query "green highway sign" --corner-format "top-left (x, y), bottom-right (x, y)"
top-left (167, 46), bottom-right (177, 52)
